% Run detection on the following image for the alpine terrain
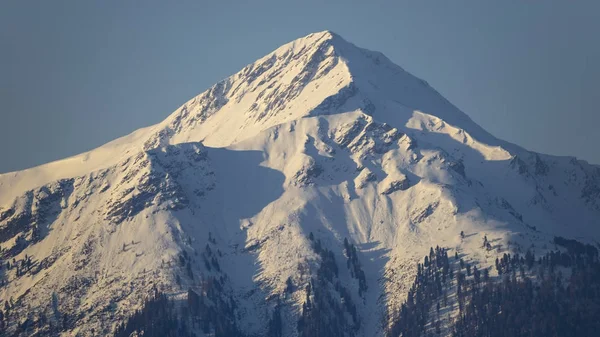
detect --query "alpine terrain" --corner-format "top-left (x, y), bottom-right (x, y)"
top-left (1, 31), bottom-right (599, 337)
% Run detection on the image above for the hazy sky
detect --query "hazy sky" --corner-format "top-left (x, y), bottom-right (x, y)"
top-left (1, 1), bottom-right (599, 173)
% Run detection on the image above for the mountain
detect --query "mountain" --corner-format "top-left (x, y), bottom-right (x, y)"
top-left (0, 30), bottom-right (599, 337)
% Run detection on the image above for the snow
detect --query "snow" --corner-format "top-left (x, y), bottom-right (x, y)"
top-left (0, 30), bottom-right (599, 336)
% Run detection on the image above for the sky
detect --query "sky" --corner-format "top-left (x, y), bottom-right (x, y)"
top-left (1, 1), bottom-right (599, 173)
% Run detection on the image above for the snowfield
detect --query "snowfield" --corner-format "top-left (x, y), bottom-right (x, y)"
top-left (0, 31), bottom-right (599, 336)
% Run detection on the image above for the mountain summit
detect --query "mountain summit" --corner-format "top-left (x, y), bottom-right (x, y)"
top-left (0, 31), bottom-right (599, 336)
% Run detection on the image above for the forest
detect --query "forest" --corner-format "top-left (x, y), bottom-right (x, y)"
top-left (387, 236), bottom-right (600, 337)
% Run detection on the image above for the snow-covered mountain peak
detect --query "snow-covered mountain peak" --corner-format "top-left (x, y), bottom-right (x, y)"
top-left (150, 30), bottom-right (505, 155)
top-left (0, 31), bottom-right (501, 203)
top-left (1, 31), bottom-right (599, 336)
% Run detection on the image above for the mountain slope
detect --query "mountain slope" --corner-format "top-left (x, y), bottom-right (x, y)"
top-left (0, 31), bottom-right (599, 336)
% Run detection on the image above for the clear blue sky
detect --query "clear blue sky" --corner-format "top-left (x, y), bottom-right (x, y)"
top-left (1, 1), bottom-right (599, 173)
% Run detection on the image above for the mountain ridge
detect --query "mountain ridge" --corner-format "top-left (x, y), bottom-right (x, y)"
top-left (1, 30), bottom-right (594, 199)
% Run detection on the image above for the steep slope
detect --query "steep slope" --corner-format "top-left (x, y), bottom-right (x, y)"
top-left (0, 31), bottom-right (599, 336)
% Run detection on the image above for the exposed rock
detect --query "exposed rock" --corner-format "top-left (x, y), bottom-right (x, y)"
top-left (381, 177), bottom-right (410, 195)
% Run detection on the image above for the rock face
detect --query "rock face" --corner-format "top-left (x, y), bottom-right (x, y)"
top-left (0, 31), bottom-right (599, 336)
